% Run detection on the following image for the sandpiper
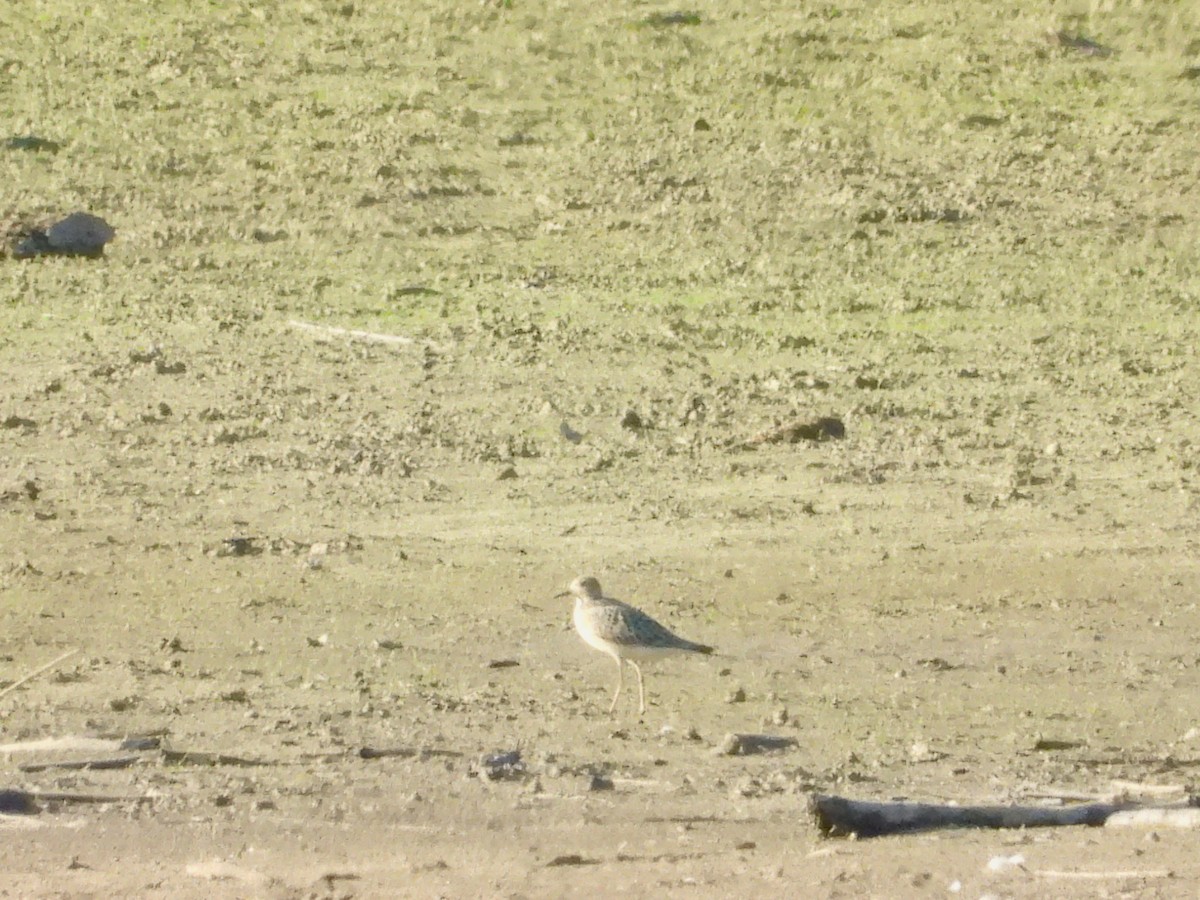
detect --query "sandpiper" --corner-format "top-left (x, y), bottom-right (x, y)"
top-left (560, 575), bottom-right (714, 715)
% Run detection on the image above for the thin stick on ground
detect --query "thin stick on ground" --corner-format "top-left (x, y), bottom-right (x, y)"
top-left (1108, 780), bottom-right (1187, 798)
top-left (1035, 869), bottom-right (1173, 880)
top-left (0, 649), bottom-right (80, 701)
top-left (19, 756), bottom-right (142, 773)
top-left (287, 319), bottom-right (433, 348)
top-left (1106, 807), bottom-right (1200, 829)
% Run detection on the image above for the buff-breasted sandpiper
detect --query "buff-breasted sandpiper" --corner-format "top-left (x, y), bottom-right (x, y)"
top-left (560, 575), bottom-right (714, 714)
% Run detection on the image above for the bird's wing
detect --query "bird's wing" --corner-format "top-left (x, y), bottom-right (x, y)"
top-left (611, 604), bottom-right (689, 648)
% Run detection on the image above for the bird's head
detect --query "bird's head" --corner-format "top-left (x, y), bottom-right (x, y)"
top-left (557, 575), bottom-right (603, 600)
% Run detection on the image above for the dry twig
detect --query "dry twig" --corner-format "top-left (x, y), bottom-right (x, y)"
top-left (0, 649), bottom-right (80, 701)
top-left (287, 319), bottom-right (433, 348)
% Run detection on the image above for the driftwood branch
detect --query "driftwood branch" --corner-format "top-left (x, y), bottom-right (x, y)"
top-left (1, 789), bottom-right (156, 815)
top-left (358, 746), bottom-right (463, 761)
top-left (1036, 868), bottom-right (1172, 880)
top-left (18, 756), bottom-right (142, 773)
top-left (810, 794), bottom-right (1130, 838)
top-left (1106, 807), bottom-right (1200, 829)
top-left (0, 735), bottom-right (127, 755)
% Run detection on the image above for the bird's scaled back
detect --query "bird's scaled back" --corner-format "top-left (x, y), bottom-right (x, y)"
top-left (585, 602), bottom-right (693, 650)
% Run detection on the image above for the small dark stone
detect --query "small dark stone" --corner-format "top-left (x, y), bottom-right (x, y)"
top-left (0, 479), bottom-right (39, 502)
top-left (390, 284), bottom-right (440, 297)
top-left (480, 749), bottom-right (526, 781)
top-left (546, 854), bottom-right (595, 867)
top-left (219, 537), bottom-right (259, 557)
top-left (715, 734), bottom-right (743, 756)
top-left (816, 417), bottom-right (846, 439)
top-left (1051, 30), bottom-right (1114, 58)
top-left (779, 334), bottom-right (815, 349)
top-left (5, 135), bottom-right (62, 153)
top-left (961, 114), bottom-right (1006, 128)
top-left (118, 736), bottom-right (161, 751)
top-left (47, 212), bottom-right (114, 253)
top-left (715, 732), bottom-right (798, 756)
top-left (161, 636), bottom-right (187, 653)
top-left (619, 409), bottom-right (644, 431)
top-left (639, 11), bottom-right (701, 27)
top-left (129, 348), bottom-right (161, 364)
top-left (744, 415), bottom-right (844, 446)
top-left (13, 212), bottom-right (115, 259)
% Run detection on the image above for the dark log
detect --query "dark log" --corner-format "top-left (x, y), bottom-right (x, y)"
top-left (159, 749), bottom-right (270, 767)
top-left (0, 790), bottom-right (39, 814)
top-left (18, 755), bottom-right (141, 773)
top-left (809, 794), bottom-right (1131, 838)
top-left (358, 746), bottom-right (463, 761)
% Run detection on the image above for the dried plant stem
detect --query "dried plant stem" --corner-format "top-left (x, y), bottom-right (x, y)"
top-left (0, 649), bottom-right (80, 701)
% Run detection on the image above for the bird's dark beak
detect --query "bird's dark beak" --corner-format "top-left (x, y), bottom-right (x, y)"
top-left (553, 590), bottom-right (570, 599)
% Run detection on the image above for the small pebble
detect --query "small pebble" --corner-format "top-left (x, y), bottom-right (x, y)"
top-left (715, 733), bottom-right (743, 756)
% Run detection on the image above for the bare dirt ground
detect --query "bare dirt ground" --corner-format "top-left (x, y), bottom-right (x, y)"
top-left (3, 2), bottom-right (1200, 897)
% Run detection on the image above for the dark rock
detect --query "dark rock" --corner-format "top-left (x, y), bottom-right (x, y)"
top-left (5, 136), bottom-right (62, 153)
top-left (715, 732), bottom-right (799, 756)
top-left (587, 774), bottom-right (614, 791)
top-left (480, 749), bottom-right (526, 781)
top-left (0, 790), bottom-right (39, 815)
top-left (13, 212), bottom-right (115, 259)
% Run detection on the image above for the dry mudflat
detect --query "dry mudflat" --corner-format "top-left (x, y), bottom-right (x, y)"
top-left (3, 2), bottom-right (1200, 897)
